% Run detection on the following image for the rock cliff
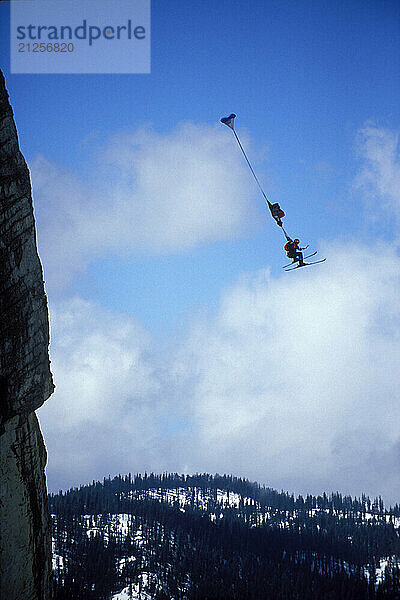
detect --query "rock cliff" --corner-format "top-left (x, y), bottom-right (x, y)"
top-left (0, 70), bottom-right (54, 599)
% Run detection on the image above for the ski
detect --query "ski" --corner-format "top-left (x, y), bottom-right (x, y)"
top-left (284, 258), bottom-right (326, 271)
top-left (304, 251), bottom-right (317, 260)
top-left (282, 251), bottom-right (317, 269)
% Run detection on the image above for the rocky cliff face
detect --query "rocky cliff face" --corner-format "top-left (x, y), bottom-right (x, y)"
top-left (0, 70), bottom-right (54, 600)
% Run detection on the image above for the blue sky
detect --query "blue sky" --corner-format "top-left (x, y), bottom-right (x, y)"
top-left (2, 1), bottom-right (400, 501)
top-left (2, 0), bottom-right (399, 329)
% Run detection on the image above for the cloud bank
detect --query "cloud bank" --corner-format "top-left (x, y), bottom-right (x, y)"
top-left (41, 297), bottom-right (165, 487)
top-left (174, 241), bottom-right (400, 502)
top-left (39, 240), bottom-right (400, 503)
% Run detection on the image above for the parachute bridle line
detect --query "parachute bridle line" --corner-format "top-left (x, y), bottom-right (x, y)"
top-left (281, 226), bottom-right (290, 239)
top-left (224, 116), bottom-right (289, 240)
top-left (222, 114), bottom-right (326, 268)
top-left (231, 128), bottom-right (271, 208)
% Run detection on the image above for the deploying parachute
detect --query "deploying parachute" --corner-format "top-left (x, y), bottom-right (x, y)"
top-left (220, 113), bottom-right (326, 271)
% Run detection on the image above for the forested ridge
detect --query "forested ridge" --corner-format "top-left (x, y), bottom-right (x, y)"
top-left (50, 473), bottom-right (400, 599)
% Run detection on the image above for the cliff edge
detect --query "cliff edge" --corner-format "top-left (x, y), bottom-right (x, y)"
top-left (0, 70), bottom-right (54, 600)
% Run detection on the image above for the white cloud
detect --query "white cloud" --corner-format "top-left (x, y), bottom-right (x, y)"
top-left (355, 126), bottom-right (400, 223)
top-left (174, 241), bottom-right (400, 503)
top-left (38, 241), bottom-right (400, 503)
top-left (38, 297), bottom-right (166, 489)
top-left (31, 123), bottom-right (258, 292)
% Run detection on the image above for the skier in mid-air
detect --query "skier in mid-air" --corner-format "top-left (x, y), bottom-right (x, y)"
top-left (220, 113), bottom-right (326, 270)
top-left (284, 237), bottom-right (309, 266)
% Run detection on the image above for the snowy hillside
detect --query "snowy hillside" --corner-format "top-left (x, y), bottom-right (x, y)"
top-left (50, 473), bottom-right (400, 599)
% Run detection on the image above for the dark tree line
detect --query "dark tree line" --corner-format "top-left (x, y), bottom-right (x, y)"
top-left (50, 473), bottom-right (400, 600)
